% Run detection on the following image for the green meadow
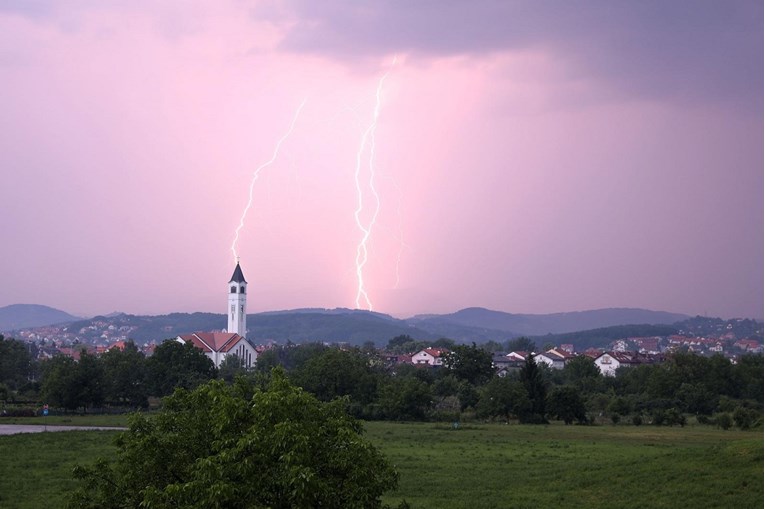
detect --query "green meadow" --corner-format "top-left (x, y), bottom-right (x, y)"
top-left (0, 422), bottom-right (761, 509)
top-left (365, 422), bottom-right (763, 508)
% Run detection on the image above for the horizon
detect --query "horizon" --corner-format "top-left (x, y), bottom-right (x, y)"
top-left (3, 301), bottom-right (762, 323)
top-left (0, 2), bottom-right (762, 320)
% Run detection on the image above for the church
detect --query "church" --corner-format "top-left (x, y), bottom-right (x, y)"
top-left (176, 262), bottom-right (259, 369)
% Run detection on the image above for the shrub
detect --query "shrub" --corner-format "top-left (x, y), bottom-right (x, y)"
top-left (732, 406), bottom-right (757, 430)
top-left (715, 412), bottom-right (733, 430)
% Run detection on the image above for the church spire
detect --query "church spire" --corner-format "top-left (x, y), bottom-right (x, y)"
top-left (229, 262), bottom-right (247, 284)
top-left (227, 262), bottom-right (247, 337)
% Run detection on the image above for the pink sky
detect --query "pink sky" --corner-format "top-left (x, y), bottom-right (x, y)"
top-left (0, 1), bottom-right (762, 319)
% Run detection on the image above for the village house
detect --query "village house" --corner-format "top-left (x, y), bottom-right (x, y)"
top-left (534, 349), bottom-right (573, 370)
top-left (411, 348), bottom-right (448, 366)
top-left (506, 351), bottom-right (529, 361)
top-left (593, 351), bottom-right (661, 376)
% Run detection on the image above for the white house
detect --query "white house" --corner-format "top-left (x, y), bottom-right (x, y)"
top-left (411, 348), bottom-right (448, 366)
top-left (534, 353), bottom-right (561, 370)
top-left (177, 332), bottom-right (258, 369)
top-left (593, 351), bottom-right (643, 376)
top-left (506, 351), bottom-right (530, 361)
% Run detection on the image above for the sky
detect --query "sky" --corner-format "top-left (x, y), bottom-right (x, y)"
top-left (0, 0), bottom-right (762, 320)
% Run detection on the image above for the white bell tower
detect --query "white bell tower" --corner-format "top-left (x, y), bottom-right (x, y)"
top-left (227, 261), bottom-right (247, 337)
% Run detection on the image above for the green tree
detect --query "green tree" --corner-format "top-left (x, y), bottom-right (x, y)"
top-left (147, 340), bottom-right (216, 396)
top-left (41, 355), bottom-right (79, 411)
top-left (457, 381), bottom-right (479, 411)
top-left (0, 335), bottom-right (34, 391)
top-left (475, 377), bottom-right (530, 421)
top-left (733, 354), bottom-right (764, 402)
top-left (256, 343), bottom-right (327, 372)
top-left (732, 406), bottom-right (757, 430)
top-left (291, 348), bottom-right (381, 410)
top-left (218, 353), bottom-right (247, 384)
top-left (68, 371), bottom-right (398, 508)
top-left (562, 355), bottom-right (601, 392)
top-left (101, 342), bottom-right (148, 408)
top-left (676, 383), bottom-right (717, 415)
top-left (77, 351), bottom-right (106, 410)
top-left (547, 386), bottom-right (586, 425)
top-left (518, 355), bottom-right (548, 423)
top-left (379, 376), bottom-right (432, 420)
top-left (41, 352), bottom-right (104, 412)
top-left (442, 343), bottom-right (494, 386)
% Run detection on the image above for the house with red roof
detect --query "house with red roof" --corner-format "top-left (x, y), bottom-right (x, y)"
top-left (411, 348), bottom-right (449, 366)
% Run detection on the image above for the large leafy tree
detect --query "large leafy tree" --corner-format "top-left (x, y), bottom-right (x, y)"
top-left (41, 351), bottom-right (105, 412)
top-left (378, 376), bottom-right (433, 420)
top-left (101, 341), bottom-right (148, 408)
top-left (147, 340), bottom-right (216, 396)
top-left (68, 371), bottom-right (398, 509)
top-left (562, 355), bottom-right (602, 392)
top-left (290, 348), bottom-right (381, 408)
top-left (41, 355), bottom-right (80, 411)
top-left (475, 377), bottom-right (530, 421)
top-left (547, 386), bottom-right (587, 425)
top-left (442, 343), bottom-right (494, 386)
top-left (0, 335), bottom-right (34, 391)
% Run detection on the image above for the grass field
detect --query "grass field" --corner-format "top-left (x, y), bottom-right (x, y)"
top-left (0, 431), bottom-right (117, 509)
top-left (0, 422), bottom-right (761, 508)
top-left (367, 422), bottom-right (763, 509)
top-left (0, 414), bottom-right (132, 427)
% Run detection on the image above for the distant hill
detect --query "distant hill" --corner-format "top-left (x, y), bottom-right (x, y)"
top-left (57, 309), bottom-right (436, 346)
top-left (252, 309), bottom-right (435, 344)
top-left (406, 307), bottom-right (689, 339)
top-left (0, 304), bottom-right (81, 332)
top-left (529, 323), bottom-right (681, 351)
top-left (13, 303), bottom-right (760, 352)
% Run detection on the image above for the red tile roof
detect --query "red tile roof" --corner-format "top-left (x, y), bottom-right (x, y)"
top-left (178, 332), bottom-right (245, 353)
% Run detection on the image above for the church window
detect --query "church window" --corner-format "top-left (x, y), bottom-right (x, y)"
top-left (239, 286), bottom-right (245, 294)
top-left (241, 305), bottom-right (244, 313)
top-left (230, 286), bottom-right (236, 293)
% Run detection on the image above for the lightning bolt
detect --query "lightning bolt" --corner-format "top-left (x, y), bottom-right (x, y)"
top-left (231, 98), bottom-right (307, 264)
top-left (354, 58), bottom-right (396, 310)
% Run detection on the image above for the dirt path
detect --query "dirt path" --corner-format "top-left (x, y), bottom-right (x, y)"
top-left (0, 424), bottom-right (126, 435)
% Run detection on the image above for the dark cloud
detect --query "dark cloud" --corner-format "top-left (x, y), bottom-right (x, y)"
top-left (271, 0), bottom-right (762, 106)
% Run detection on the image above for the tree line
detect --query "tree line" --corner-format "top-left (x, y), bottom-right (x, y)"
top-left (1, 333), bottom-right (762, 429)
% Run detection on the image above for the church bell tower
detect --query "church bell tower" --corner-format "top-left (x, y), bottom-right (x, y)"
top-left (227, 262), bottom-right (247, 337)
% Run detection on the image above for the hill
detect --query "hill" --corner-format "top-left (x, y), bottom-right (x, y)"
top-left (0, 304), bottom-right (81, 332)
top-left (58, 309), bottom-right (436, 346)
top-left (529, 323), bottom-right (681, 351)
top-left (9, 304), bottom-right (761, 351)
top-left (406, 307), bottom-right (688, 339)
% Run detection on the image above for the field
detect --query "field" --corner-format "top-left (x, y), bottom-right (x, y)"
top-left (365, 422), bottom-right (763, 508)
top-left (0, 421), bottom-right (761, 508)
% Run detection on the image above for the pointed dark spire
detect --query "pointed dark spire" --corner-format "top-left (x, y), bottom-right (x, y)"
top-left (229, 262), bottom-right (247, 284)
